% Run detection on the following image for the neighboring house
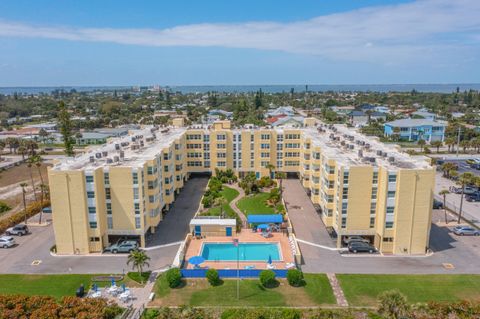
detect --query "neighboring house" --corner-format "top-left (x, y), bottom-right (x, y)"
top-left (358, 104), bottom-right (376, 112)
top-left (330, 105), bottom-right (355, 115)
top-left (266, 106), bottom-right (295, 117)
top-left (370, 111), bottom-right (387, 122)
top-left (93, 128), bottom-right (129, 137)
top-left (76, 132), bottom-right (113, 145)
top-left (270, 116), bottom-right (304, 127)
top-left (374, 106), bottom-right (390, 114)
top-left (451, 112), bottom-right (465, 119)
top-left (411, 110), bottom-right (437, 120)
top-left (384, 119), bottom-right (447, 142)
top-left (25, 122), bottom-right (58, 132)
top-left (348, 111), bottom-right (369, 126)
top-left (204, 109), bottom-right (234, 123)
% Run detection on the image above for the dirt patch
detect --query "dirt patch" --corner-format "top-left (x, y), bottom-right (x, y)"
top-left (0, 163), bottom-right (50, 221)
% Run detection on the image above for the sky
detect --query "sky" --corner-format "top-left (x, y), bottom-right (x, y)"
top-left (0, 0), bottom-right (479, 86)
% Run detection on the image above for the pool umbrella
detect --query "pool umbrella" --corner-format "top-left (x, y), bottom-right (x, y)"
top-left (268, 255), bottom-right (272, 264)
top-left (122, 284), bottom-right (126, 292)
top-left (93, 283), bottom-right (98, 292)
top-left (257, 224), bottom-right (269, 230)
top-left (111, 277), bottom-right (116, 286)
top-left (188, 256), bottom-right (206, 265)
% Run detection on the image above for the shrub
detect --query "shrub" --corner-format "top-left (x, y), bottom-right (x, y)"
top-left (377, 290), bottom-right (410, 319)
top-left (165, 268), bottom-right (182, 288)
top-left (205, 268), bottom-right (221, 286)
top-left (286, 269), bottom-right (304, 287)
top-left (259, 270), bottom-right (276, 288)
top-left (0, 201), bottom-right (11, 214)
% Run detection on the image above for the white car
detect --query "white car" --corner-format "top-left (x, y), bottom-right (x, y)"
top-left (0, 236), bottom-right (16, 248)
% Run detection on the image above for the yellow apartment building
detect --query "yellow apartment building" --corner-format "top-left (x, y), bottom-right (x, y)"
top-left (48, 119), bottom-right (434, 255)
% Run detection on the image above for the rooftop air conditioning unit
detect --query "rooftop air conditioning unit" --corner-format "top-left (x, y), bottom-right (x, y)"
top-left (95, 153), bottom-right (101, 159)
top-left (115, 144), bottom-right (120, 150)
top-left (119, 151), bottom-right (125, 158)
top-left (89, 156), bottom-right (95, 163)
top-left (388, 156), bottom-right (395, 163)
top-left (358, 150), bottom-right (363, 157)
top-left (106, 158), bottom-right (113, 164)
top-left (102, 151), bottom-right (108, 157)
top-left (114, 156), bottom-right (119, 162)
top-left (349, 144), bottom-right (354, 150)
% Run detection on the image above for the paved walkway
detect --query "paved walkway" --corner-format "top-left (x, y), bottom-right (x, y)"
top-left (327, 273), bottom-right (348, 307)
top-left (228, 183), bottom-right (248, 226)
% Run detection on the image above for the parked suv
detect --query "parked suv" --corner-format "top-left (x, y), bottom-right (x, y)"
top-left (433, 199), bottom-right (443, 209)
top-left (5, 224), bottom-right (29, 236)
top-left (0, 236), bottom-right (16, 248)
top-left (466, 193), bottom-right (480, 202)
top-left (104, 240), bottom-right (138, 254)
top-left (348, 241), bottom-right (376, 253)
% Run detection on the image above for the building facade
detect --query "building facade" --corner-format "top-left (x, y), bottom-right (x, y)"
top-left (48, 119), bottom-right (435, 255)
top-left (384, 119), bottom-right (446, 142)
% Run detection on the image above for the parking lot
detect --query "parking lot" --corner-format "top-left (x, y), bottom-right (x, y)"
top-left (0, 176), bottom-right (209, 274)
top-left (438, 158), bottom-right (480, 177)
top-left (283, 179), bottom-right (480, 274)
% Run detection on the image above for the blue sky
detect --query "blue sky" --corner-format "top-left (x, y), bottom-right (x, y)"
top-left (0, 0), bottom-right (479, 86)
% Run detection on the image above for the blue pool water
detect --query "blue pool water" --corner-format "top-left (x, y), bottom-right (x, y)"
top-left (200, 242), bottom-right (281, 261)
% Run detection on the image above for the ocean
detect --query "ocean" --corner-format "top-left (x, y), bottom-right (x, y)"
top-left (1, 83), bottom-right (480, 95)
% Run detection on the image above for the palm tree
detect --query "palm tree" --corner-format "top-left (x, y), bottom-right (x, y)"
top-left (441, 162), bottom-right (456, 178)
top-left (26, 157), bottom-right (38, 202)
top-left (34, 156), bottom-right (45, 224)
top-left (20, 183), bottom-right (28, 224)
top-left (457, 172), bottom-right (474, 224)
top-left (439, 189), bottom-right (450, 224)
top-left (430, 140), bottom-right (443, 153)
top-left (265, 163), bottom-right (275, 179)
top-left (0, 140), bottom-right (5, 161)
top-left (444, 137), bottom-right (456, 153)
top-left (127, 250), bottom-right (151, 284)
top-left (377, 290), bottom-right (410, 319)
top-left (460, 140), bottom-right (470, 153)
top-left (17, 145), bottom-right (27, 160)
top-left (417, 139), bottom-right (426, 152)
top-left (213, 197), bottom-right (228, 218)
top-left (275, 172), bottom-right (286, 195)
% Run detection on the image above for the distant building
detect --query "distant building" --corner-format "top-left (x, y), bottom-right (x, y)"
top-left (384, 119), bottom-right (447, 142)
top-left (411, 110), bottom-right (437, 120)
top-left (93, 128), bottom-right (129, 137)
top-left (270, 116), bottom-right (304, 127)
top-left (76, 132), bottom-right (114, 145)
top-left (348, 111), bottom-right (369, 126)
top-left (204, 109), bottom-right (233, 124)
top-left (330, 105), bottom-right (355, 115)
top-left (374, 106), bottom-right (390, 114)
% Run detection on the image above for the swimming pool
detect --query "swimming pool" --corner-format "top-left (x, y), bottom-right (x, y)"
top-left (200, 242), bottom-right (281, 262)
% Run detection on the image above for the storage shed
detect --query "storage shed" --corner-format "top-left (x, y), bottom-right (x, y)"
top-left (189, 218), bottom-right (237, 237)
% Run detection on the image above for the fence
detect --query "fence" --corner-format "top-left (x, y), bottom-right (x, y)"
top-left (181, 268), bottom-right (288, 278)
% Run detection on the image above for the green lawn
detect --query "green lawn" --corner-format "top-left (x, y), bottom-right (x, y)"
top-left (203, 186), bottom-right (239, 218)
top-left (0, 274), bottom-right (138, 300)
top-left (236, 192), bottom-right (275, 215)
top-left (153, 274), bottom-right (336, 307)
top-left (338, 274), bottom-right (480, 306)
top-left (303, 274), bottom-right (337, 305)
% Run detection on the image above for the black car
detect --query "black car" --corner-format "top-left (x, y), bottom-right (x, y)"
top-left (432, 199), bottom-right (443, 209)
top-left (348, 241), bottom-right (376, 254)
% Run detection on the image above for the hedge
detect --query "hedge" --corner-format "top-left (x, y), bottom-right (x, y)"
top-left (0, 200), bottom-right (50, 234)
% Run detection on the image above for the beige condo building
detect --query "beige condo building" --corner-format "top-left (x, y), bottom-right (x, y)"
top-left (48, 118), bottom-right (435, 255)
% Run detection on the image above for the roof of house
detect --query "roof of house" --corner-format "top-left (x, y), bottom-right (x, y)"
top-left (348, 111), bottom-right (366, 117)
top-left (271, 116), bottom-right (304, 127)
top-left (371, 112), bottom-right (387, 117)
top-left (77, 132), bottom-right (113, 139)
top-left (265, 114), bottom-right (287, 124)
top-left (385, 119), bottom-right (447, 127)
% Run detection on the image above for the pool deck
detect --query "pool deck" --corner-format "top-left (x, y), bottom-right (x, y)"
top-left (184, 231), bottom-right (295, 270)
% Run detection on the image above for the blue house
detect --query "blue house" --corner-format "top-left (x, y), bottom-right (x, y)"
top-left (384, 119), bottom-right (447, 142)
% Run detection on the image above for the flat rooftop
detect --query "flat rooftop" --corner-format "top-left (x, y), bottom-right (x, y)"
top-left (52, 122), bottom-right (431, 172)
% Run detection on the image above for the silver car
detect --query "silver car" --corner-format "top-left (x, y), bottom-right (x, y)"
top-left (0, 236), bottom-right (16, 248)
top-left (453, 226), bottom-right (480, 236)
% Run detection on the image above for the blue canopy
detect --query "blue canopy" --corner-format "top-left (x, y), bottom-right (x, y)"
top-left (257, 224), bottom-right (269, 230)
top-left (247, 214), bottom-right (283, 224)
top-left (188, 256), bottom-right (205, 265)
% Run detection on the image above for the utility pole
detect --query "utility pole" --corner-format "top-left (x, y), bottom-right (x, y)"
top-left (456, 126), bottom-right (461, 158)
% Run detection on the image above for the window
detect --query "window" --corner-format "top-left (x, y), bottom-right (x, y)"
top-left (386, 221), bottom-right (394, 229)
top-left (341, 202), bottom-right (348, 214)
top-left (107, 217), bottom-right (113, 229)
top-left (388, 174), bottom-right (397, 183)
top-left (106, 203), bottom-right (112, 214)
top-left (217, 134), bottom-right (226, 140)
top-left (104, 173), bottom-right (109, 184)
top-left (386, 207), bottom-right (395, 214)
top-left (203, 134), bottom-right (210, 142)
top-left (277, 134), bottom-right (283, 142)
top-left (370, 202), bottom-right (376, 214)
top-left (260, 143), bottom-right (270, 149)
top-left (132, 172), bottom-right (138, 184)
top-left (217, 152), bottom-right (227, 158)
top-left (135, 217), bottom-right (141, 229)
top-left (89, 237), bottom-right (100, 242)
top-left (341, 217), bottom-right (347, 228)
top-left (342, 187), bottom-right (348, 199)
top-left (105, 188), bottom-right (111, 200)
top-left (218, 161), bottom-right (226, 167)
top-left (85, 175), bottom-right (94, 183)
top-left (383, 237), bottom-right (394, 242)
top-left (372, 171), bottom-right (378, 184)
top-left (370, 217), bottom-right (375, 228)
top-left (261, 134), bottom-right (270, 140)
top-left (88, 207), bottom-right (96, 214)
top-left (164, 165), bottom-right (169, 172)
top-left (387, 191), bottom-right (396, 198)
top-left (149, 195), bottom-right (155, 203)
top-left (343, 171), bottom-right (349, 184)
top-left (371, 187), bottom-right (377, 199)
top-left (133, 188), bottom-right (139, 199)
top-left (89, 221), bottom-right (97, 229)
top-left (217, 143), bottom-right (226, 149)
top-left (250, 135), bottom-right (254, 142)
top-left (87, 191), bottom-right (95, 199)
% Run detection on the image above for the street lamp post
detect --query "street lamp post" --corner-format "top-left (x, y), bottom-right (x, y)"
top-left (233, 238), bottom-right (239, 299)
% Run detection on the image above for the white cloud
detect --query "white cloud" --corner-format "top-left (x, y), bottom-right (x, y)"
top-left (0, 0), bottom-right (479, 64)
